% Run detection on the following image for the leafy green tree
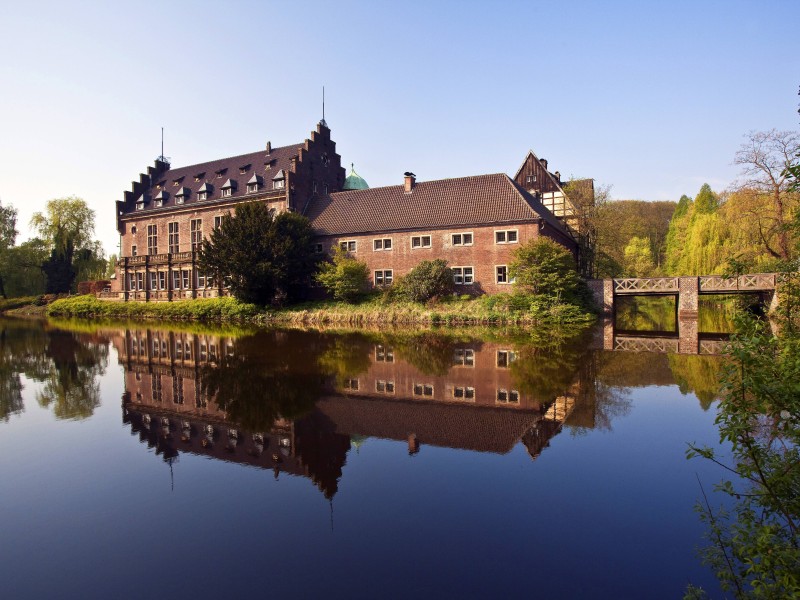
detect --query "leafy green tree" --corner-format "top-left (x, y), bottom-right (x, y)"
top-left (2, 239), bottom-right (47, 297)
top-left (0, 200), bottom-right (19, 298)
top-left (394, 259), bottom-right (453, 302)
top-left (316, 247), bottom-right (369, 301)
top-left (198, 203), bottom-right (317, 305)
top-left (30, 197), bottom-right (104, 293)
top-left (510, 237), bottom-right (580, 298)
top-left (693, 183), bottom-right (719, 215)
top-left (623, 236), bottom-right (655, 277)
top-left (105, 254), bottom-right (118, 279)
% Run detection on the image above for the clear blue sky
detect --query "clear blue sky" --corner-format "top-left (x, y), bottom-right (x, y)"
top-left (0, 0), bottom-right (798, 255)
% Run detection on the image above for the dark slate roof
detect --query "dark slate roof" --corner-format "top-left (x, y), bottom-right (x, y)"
top-left (305, 173), bottom-right (569, 236)
top-left (121, 143), bottom-right (302, 215)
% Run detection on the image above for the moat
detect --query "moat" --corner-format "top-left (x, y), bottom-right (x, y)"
top-left (0, 304), bottom-right (736, 598)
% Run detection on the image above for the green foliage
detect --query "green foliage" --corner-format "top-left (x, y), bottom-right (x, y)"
top-left (623, 236), bottom-right (656, 277)
top-left (393, 259), bottom-right (454, 303)
top-left (30, 197), bottom-right (104, 293)
top-left (315, 247), bottom-right (370, 302)
top-left (693, 183), bottom-right (719, 215)
top-left (47, 295), bottom-right (259, 321)
top-left (687, 276), bottom-right (800, 596)
top-left (0, 200), bottom-right (19, 298)
top-left (510, 237), bottom-right (580, 299)
top-left (198, 203), bottom-right (317, 305)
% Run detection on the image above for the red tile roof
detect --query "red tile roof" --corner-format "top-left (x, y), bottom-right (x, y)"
top-left (305, 173), bottom-right (569, 236)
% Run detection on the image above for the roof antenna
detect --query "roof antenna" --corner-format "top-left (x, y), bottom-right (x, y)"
top-left (320, 86), bottom-right (327, 127)
top-left (157, 127), bottom-right (170, 165)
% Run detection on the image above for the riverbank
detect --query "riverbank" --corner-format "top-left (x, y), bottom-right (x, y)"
top-left (42, 294), bottom-right (596, 326)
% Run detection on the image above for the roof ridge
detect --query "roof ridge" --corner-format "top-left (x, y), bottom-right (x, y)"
top-left (165, 143), bottom-right (303, 172)
top-left (331, 172), bottom-right (509, 196)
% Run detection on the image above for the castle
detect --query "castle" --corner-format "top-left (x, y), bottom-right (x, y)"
top-left (108, 121), bottom-right (592, 300)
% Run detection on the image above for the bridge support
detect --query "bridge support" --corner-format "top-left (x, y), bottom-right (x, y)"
top-left (588, 279), bottom-right (613, 315)
top-left (678, 277), bottom-right (699, 319)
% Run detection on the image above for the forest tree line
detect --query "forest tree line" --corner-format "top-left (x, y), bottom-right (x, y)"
top-left (590, 129), bottom-right (800, 278)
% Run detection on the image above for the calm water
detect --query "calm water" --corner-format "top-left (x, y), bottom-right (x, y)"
top-left (0, 317), bottom-right (732, 599)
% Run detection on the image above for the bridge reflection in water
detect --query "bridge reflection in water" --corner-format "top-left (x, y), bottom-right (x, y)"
top-left (593, 318), bottom-right (732, 355)
top-left (114, 327), bottom-right (601, 499)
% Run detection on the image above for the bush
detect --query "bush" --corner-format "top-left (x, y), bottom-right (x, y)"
top-left (47, 295), bottom-right (260, 321)
top-left (315, 247), bottom-right (370, 302)
top-left (510, 238), bottom-right (581, 300)
top-left (394, 259), bottom-right (454, 303)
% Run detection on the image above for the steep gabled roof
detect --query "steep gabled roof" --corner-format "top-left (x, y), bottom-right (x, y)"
top-left (513, 149), bottom-right (564, 192)
top-left (120, 143), bottom-right (302, 215)
top-left (305, 173), bottom-right (569, 237)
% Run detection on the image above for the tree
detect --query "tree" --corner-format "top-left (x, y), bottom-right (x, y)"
top-left (2, 239), bottom-right (47, 297)
top-left (733, 129), bottom-right (800, 261)
top-left (623, 236), bottom-right (655, 277)
top-left (30, 197), bottom-right (104, 293)
top-left (315, 247), bottom-right (369, 302)
top-left (0, 200), bottom-right (19, 298)
top-left (198, 203), bottom-right (317, 305)
top-left (509, 237), bottom-right (580, 299)
top-left (394, 259), bottom-right (453, 302)
top-left (105, 254), bottom-right (118, 279)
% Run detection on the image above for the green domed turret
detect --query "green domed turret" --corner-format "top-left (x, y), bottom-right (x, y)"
top-left (342, 163), bottom-right (369, 191)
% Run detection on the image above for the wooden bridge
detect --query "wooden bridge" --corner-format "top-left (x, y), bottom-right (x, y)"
top-left (588, 273), bottom-right (779, 318)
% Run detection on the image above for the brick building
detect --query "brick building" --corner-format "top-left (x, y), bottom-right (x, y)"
top-left (108, 121), bottom-right (589, 300)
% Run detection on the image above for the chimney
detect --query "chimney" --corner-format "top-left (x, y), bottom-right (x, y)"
top-left (404, 171), bottom-right (416, 193)
top-left (539, 158), bottom-right (548, 170)
top-left (266, 141), bottom-right (271, 154)
top-left (554, 171), bottom-right (561, 182)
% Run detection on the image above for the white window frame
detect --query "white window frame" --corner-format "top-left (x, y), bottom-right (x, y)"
top-left (135, 202), bottom-right (144, 211)
top-left (374, 269), bottom-right (393, 286)
top-left (453, 348), bottom-right (475, 367)
top-left (172, 270), bottom-right (181, 290)
top-left (247, 183), bottom-right (258, 193)
top-left (496, 389), bottom-right (520, 404)
top-left (181, 270), bottom-right (190, 289)
top-left (495, 229), bottom-right (519, 244)
top-left (131, 245), bottom-right (137, 257)
top-left (373, 238), bottom-right (393, 251)
top-left (190, 219), bottom-right (203, 251)
top-left (497, 350), bottom-right (517, 368)
top-left (158, 271), bottom-right (166, 290)
top-left (376, 380), bottom-right (395, 394)
top-left (154, 199), bottom-right (163, 208)
top-left (451, 232), bottom-right (474, 246)
top-left (339, 240), bottom-right (356, 252)
top-left (148, 271), bottom-right (157, 291)
top-left (273, 179), bottom-right (285, 190)
top-left (452, 266), bottom-right (474, 285)
top-left (175, 195), bottom-right (185, 204)
top-left (411, 235), bottom-right (432, 249)
top-left (453, 386), bottom-right (475, 401)
top-left (413, 383), bottom-right (434, 397)
top-left (221, 187), bottom-right (232, 198)
top-left (496, 265), bottom-right (515, 284)
top-left (198, 192), bottom-right (208, 201)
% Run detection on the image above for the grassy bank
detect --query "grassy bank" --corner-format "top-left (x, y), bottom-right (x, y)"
top-left (45, 294), bottom-right (596, 326)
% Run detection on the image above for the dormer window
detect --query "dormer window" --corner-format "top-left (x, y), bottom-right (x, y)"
top-left (272, 169), bottom-right (286, 190)
top-left (197, 182), bottom-right (211, 201)
top-left (215, 168), bottom-right (227, 178)
top-left (239, 164), bottom-right (251, 174)
top-left (194, 172), bottom-right (205, 182)
top-left (221, 179), bottom-right (235, 198)
top-left (175, 187), bottom-right (189, 204)
top-left (172, 177), bottom-right (184, 186)
top-left (154, 190), bottom-right (167, 208)
top-left (247, 174), bottom-right (262, 194)
top-left (135, 194), bottom-right (146, 211)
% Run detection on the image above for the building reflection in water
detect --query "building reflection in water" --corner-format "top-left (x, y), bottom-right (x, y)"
top-left (115, 326), bottom-right (601, 498)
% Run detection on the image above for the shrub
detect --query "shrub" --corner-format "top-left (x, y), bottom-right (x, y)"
top-left (510, 237), bottom-right (583, 302)
top-left (315, 247), bottom-right (370, 302)
top-left (394, 259), bottom-right (453, 303)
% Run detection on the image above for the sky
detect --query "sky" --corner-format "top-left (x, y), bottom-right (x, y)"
top-left (0, 0), bottom-right (798, 255)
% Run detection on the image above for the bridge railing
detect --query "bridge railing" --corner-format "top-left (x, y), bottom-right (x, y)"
top-left (699, 273), bottom-right (777, 292)
top-left (613, 277), bottom-right (679, 294)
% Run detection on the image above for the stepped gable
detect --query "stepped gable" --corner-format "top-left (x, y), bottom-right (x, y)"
top-left (315, 395), bottom-right (544, 454)
top-left (119, 143), bottom-right (303, 215)
top-left (306, 172), bottom-right (568, 236)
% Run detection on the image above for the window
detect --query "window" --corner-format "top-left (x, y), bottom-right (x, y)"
top-left (497, 350), bottom-right (517, 368)
top-left (497, 389), bottom-right (520, 404)
top-left (147, 225), bottom-right (157, 255)
top-left (313, 243), bottom-right (323, 253)
top-left (214, 216), bottom-right (222, 230)
top-left (343, 379), bottom-right (359, 391)
top-left (273, 179), bottom-right (285, 189)
top-left (181, 270), bottom-right (190, 289)
top-left (154, 199), bottom-right (163, 208)
top-left (131, 226), bottom-right (137, 234)
top-left (453, 348), bottom-right (475, 366)
top-left (172, 270), bottom-right (181, 290)
top-left (221, 187), bottom-right (232, 198)
top-left (176, 196), bottom-right (184, 205)
top-left (247, 183), bottom-right (258, 193)
top-left (375, 345), bottom-right (394, 362)
top-left (373, 238), bottom-right (392, 251)
top-left (127, 273), bottom-right (135, 291)
top-left (198, 191), bottom-right (208, 201)
top-left (148, 271), bottom-right (157, 290)
top-left (168, 222), bottom-right (179, 254)
top-left (496, 265), bottom-right (515, 284)
top-left (411, 235), bottom-right (432, 248)
top-left (374, 270), bottom-right (393, 286)
top-left (526, 175), bottom-right (536, 184)
top-left (136, 272), bottom-right (143, 291)
top-left (453, 387), bottom-right (475, 401)
top-left (495, 229), bottom-right (519, 244)
top-left (323, 183), bottom-right (328, 194)
top-left (376, 380), bottom-right (395, 393)
top-left (131, 245), bottom-right (137, 257)
top-left (413, 384), bottom-right (434, 397)
top-left (452, 266), bottom-right (474, 285)
top-left (197, 272), bottom-right (206, 288)
top-left (451, 232), bottom-right (473, 246)
top-left (158, 271), bottom-right (166, 290)
top-left (136, 201), bottom-right (144, 210)
top-left (339, 240), bottom-right (356, 252)
top-left (190, 219), bottom-right (202, 250)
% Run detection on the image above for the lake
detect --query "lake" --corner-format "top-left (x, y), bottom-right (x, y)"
top-left (0, 313), bottom-right (733, 598)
